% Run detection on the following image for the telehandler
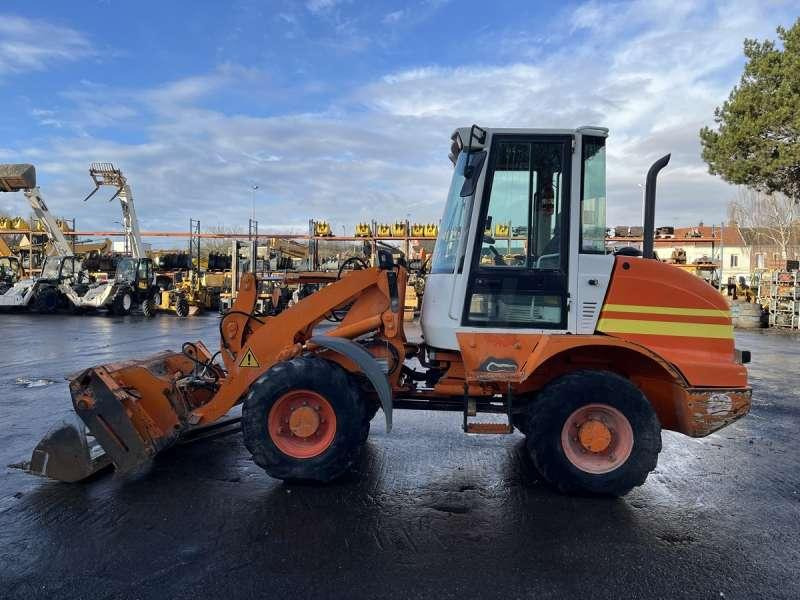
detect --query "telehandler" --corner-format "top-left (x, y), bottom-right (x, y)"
top-left (26, 126), bottom-right (751, 496)
top-left (68, 163), bottom-right (160, 316)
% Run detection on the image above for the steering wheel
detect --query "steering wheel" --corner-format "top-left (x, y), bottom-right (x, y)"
top-left (337, 256), bottom-right (369, 279)
top-left (488, 245), bottom-right (507, 266)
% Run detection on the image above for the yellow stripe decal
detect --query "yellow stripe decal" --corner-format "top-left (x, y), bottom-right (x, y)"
top-left (597, 318), bottom-right (733, 339)
top-left (602, 303), bottom-right (730, 318)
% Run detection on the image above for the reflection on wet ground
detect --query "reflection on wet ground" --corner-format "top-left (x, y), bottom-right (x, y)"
top-left (1, 314), bottom-right (798, 599)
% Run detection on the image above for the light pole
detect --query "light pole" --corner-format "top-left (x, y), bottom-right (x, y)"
top-left (251, 185), bottom-right (259, 222)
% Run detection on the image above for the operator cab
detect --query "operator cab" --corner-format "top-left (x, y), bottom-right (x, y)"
top-left (40, 255), bottom-right (83, 283)
top-left (423, 125), bottom-right (611, 349)
top-left (0, 256), bottom-right (22, 282)
top-left (115, 256), bottom-right (155, 293)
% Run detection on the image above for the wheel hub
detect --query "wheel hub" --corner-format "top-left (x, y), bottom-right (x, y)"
top-left (288, 406), bottom-right (320, 438)
top-left (268, 390), bottom-right (336, 459)
top-left (560, 403), bottom-right (634, 474)
top-left (578, 419), bottom-right (612, 453)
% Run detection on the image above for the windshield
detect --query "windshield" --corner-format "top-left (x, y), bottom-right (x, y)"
top-left (41, 257), bottom-right (61, 279)
top-left (115, 257), bottom-right (137, 282)
top-left (0, 258), bottom-right (12, 279)
top-left (431, 151), bottom-right (485, 274)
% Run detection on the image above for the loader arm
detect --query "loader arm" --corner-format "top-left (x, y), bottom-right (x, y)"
top-left (194, 264), bottom-right (406, 424)
top-left (26, 260), bottom-right (406, 481)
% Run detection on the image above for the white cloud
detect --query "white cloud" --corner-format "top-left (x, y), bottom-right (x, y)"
top-left (306, 0), bottom-right (349, 15)
top-left (3, 1), bottom-right (797, 239)
top-left (382, 10), bottom-right (405, 25)
top-left (0, 15), bottom-right (92, 74)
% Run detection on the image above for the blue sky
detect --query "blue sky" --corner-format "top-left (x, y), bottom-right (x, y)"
top-left (0, 0), bottom-right (796, 241)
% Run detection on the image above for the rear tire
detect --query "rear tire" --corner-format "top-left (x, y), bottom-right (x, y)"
top-left (175, 294), bottom-right (190, 318)
top-left (242, 356), bottom-right (366, 482)
top-left (524, 370), bottom-right (661, 496)
top-left (141, 297), bottom-right (155, 318)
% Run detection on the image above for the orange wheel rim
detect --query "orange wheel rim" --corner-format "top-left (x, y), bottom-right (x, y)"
top-left (560, 404), bottom-right (634, 474)
top-left (268, 390), bottom-right (336, 459)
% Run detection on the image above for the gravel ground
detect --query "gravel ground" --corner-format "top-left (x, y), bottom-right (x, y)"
top-left (0, 312), bottom-right (798, 599)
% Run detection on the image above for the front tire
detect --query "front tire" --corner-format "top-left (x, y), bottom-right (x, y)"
top-left (33, 286), bottom-right (59, 314)
top-left (111, 288), bottom-right (133, 315)
top-left (242, 356), bottom-right (366, 482)
top-left (524, 370), bottom-right (661, 496)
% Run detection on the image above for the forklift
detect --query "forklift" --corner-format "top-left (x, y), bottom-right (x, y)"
top-left (25, 125), bottom-right (751, 496)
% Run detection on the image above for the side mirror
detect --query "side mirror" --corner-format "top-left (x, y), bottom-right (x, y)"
top-left (460, 151), bottom-right (487, 197)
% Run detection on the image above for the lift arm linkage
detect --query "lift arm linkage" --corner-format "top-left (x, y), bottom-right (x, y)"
top-left (25, 188), bottom-right (74, 257)
top-left (85, 163), bottom-right (144, 258)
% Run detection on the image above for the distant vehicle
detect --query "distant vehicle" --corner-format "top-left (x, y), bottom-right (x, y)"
top-left (68, 256), bottom-right (159, 316)
top-left (0, 255), bottom-right (86, 313)
top-left (0, 255), bottom-right (23, 295)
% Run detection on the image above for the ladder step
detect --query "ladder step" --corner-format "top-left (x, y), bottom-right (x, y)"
top-left (465, 423), bottom-right (513, 434)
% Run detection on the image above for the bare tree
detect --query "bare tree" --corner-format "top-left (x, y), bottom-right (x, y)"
top-left (729, 189), bottom-right (800, 259)
top-left (202, 224), bottom-right (246, 257)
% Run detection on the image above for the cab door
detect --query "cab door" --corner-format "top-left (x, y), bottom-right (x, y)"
top-left (462, 135), bottom-right (571, 330)
top-left (137, 259), bottom-right (152, 293)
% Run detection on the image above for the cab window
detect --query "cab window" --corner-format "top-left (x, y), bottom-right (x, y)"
top-left (137, 260), bottom-right (150, 280)
top-left (580, 136), bottom-right (606, 253)
top-left (464, 136), bottom-right (570, 329)
top-left (479, 141), bottom-right (565, 270)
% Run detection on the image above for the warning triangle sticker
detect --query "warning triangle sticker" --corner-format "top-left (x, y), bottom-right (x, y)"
top-left (239, 348), bottom-right (260, 368)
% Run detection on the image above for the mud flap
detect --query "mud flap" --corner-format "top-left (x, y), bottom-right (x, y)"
top-left (310, 335), bottom-right (393, 432)
top-left (27, 414), bottom-right (112, 482)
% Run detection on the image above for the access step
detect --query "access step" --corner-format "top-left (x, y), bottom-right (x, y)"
top-left (464, 422), bottom-right (513, 434)
top-left (462, 391), bottom-right (514, 434)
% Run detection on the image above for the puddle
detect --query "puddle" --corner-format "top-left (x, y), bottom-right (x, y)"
top-left (14, 377), bottom-right (56, 388)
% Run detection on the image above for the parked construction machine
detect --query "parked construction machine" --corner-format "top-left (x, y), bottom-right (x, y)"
top-left (0, 255), bottom-right (23, 295)
top-left (68, 163), bottom-right (159, 316)
top-left (25, 126), bottom-right (751, 496)
top-left (0, 237), bottom-right (23, 294)
top-left (0, 164), bottom-right (89, 312)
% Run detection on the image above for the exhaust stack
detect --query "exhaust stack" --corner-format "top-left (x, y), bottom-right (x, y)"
top-left (642, 154), bottom-right (671, 259)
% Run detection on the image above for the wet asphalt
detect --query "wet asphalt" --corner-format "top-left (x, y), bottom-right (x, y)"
top-left (0, 312), bottom-right (798, 600)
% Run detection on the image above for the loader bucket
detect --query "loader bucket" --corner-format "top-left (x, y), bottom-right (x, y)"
top-left (25, 346), bottom-right (216, 482)
top-left (0, 163), bottom-right (36, 192)
top-left (27, 415), bottom-right (112, 482)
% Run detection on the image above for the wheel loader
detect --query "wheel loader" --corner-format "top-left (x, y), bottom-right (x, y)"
top-left (24, 126), bottom-right (751, 496)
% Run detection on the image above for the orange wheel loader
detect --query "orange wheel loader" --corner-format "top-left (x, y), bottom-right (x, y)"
top-left (25, 125), bottom-right (751, 496)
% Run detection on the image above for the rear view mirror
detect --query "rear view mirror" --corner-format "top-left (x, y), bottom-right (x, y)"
top-left (0, 164), bottom-right (36, 192)
top-left (460, 151), bottom-right (486, 197)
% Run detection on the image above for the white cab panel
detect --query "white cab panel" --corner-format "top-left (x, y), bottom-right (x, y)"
top-left (420, 272), bottom-right (461, 350)
top-left (575, 253), bottom-right (614, 333)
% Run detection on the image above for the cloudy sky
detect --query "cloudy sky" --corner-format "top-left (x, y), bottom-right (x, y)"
top-left (0, 0), bottom-right (796, 241)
